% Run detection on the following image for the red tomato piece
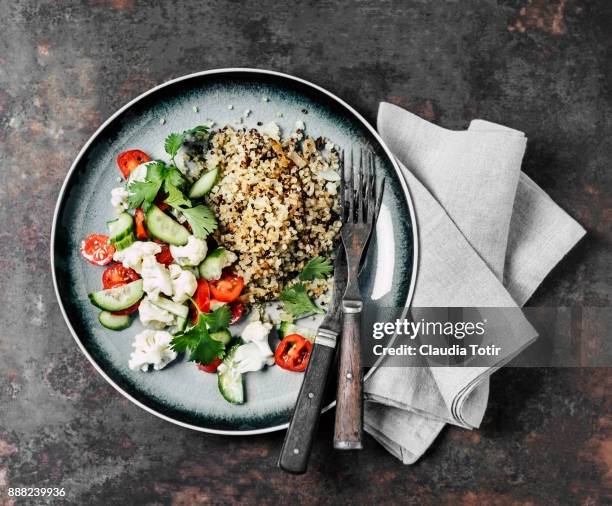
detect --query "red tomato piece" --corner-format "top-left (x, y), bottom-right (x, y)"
top-left (134, 208), bottom-right (148, 240)
top-left (192, 279), bottom-right (211, 322)
top-left (102, 264), bottom-right (140, 289)
top-left (80, 234), bottom-right (115, 266)
top-left (116, 149), bottom-right (151, 179)
top-left (229, 301), bottom-right (245, 325)
top-left (274, 334), bottom-right (313, 372)
top-left (155, 243), bottom-right (174, 265)
top-left (209, 274), bottom-right (244, 303)
top-left (196, 358), bottom-right (222, 373)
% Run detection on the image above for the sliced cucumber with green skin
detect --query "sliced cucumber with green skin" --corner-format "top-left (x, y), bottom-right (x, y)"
top-left (278, 321), bottom-right (316, 341)
top-left (217, 344), bottom-right (244, 404)
top-left (189, 167), bottom-right (219, 198)
top-left (107, 212), bottom-right (134, 244)
top-left (199, 247), bottom-right (234, 280)
top-left (98, 311), bottom-right (131, 331)
top-left (174, 316), bottom-right (187, 334)
top-left (150, 297), bottom-right (189, 319)
top-left (145, 206), bottom-right (190, 246)
top-left (113, 232), bottom-right (135, 251)
top-left (210, 329), bottom-right (232, 345)
top-left (89, 279), bottom-right (144, 311)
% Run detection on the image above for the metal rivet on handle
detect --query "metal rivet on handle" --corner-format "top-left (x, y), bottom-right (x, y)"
top-left (308, 392), bottom-right (314, 399)
top-left (293, 448), bottom-right (300, 454)
top-left (346, 373), bottom-right (353, 380)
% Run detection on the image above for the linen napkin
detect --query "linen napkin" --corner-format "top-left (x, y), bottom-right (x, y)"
top-left (363, 103), bottom-right (585, 464)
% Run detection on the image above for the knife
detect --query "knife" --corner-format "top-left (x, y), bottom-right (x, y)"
top-left (278, 245), bottom-right (347, 474)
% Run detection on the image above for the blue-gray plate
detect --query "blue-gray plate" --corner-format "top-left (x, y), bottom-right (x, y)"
top-left (51, 69), bottom-right (417, 434)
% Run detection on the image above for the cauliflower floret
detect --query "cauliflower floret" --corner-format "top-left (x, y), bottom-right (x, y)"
top-left (128, 329), bottom-right (177, 372)
top-left (169, 264), bottom-right (197, 304)
top-left (110, 187), bottom-right (129, 213)
top-left (113, 242), bottom-right (161, 274)
top-left (141, 256), bottom-right (173, 299)
top-left (170, 236), bottom-right (208, 267)
top-left (138, 296), bottom-right (175, 329)
top-left (229, 320), bottom-right (275, 373)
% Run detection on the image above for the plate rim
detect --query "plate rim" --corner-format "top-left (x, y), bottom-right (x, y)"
top-left (50, 67), bottom-right (419, 435)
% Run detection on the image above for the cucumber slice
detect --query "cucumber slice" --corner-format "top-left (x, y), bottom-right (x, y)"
top-left (150, 297), bottom-right (189, 319)
top-left (175, 316), bottom-right (187, 333)
top-left (145, 206), bottom-right (190, 246)
top-left (98, 311), bottom-right (131, 331)
top-left (189, 167), bottom-right (219, 198)
top-left (199, 247), bottom-right (234, 280)
top-left (107, 213), bottom-right (134, 244)
top-left (210, 329), bottom-right (232, 345)
top-left (113, 232), bottom-right (135, 251)
top-left (217, 344), bottom-right (244, 404)
top-left (89, 279), bottom-right (144, 311)
top-left (278, 321), bottom-right (316, 341)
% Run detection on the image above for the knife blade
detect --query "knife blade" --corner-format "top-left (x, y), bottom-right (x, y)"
top-left (278, 244), bottom-right (347, 474)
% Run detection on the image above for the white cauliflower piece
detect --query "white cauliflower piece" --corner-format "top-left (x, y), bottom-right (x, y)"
top-left (169, 264), bottom-right (197, 304)
top-left (138, 296), bottom-right (176, 329)
top-left (110, 187), bottom-right (129, 213)
top-left (128, 329), bottom-right (177, 372)
top-left (113, 241), bottom-right (161, 274)
top-left (141, 256), bottom-right (173, 299)
top-left (232, 320), bottom-right (275, 373)
top-left (170, 236), bottom-right (208, 267)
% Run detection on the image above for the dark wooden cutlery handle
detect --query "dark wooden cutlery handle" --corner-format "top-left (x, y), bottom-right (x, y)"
top-left (278, 343), bottom-right (336, 474)
top-left (334, 310), bottom-right (363, 449)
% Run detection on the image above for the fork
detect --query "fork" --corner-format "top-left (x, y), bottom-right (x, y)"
top-left (334, 147), bottom-right (385, 450)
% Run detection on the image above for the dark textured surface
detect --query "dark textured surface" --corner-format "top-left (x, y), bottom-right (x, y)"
top-left (1, 0), bottom-right (610, 504)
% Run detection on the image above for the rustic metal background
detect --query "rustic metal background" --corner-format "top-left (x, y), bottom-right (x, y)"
top-left (0, 1), bottom-right (610, 504)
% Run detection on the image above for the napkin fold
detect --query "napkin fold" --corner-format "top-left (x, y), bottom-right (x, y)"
top-left (363, 103), bottom-right (585, 464)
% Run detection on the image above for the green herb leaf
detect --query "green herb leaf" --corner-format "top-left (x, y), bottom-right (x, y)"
top-left (164, 132), bottom-right (183, 161)
top-left (299, 256), bottom-right (333, 281)
top-left (181, 205), bottom-right (218, 239)
top-left (170, 317), bottom-right (225, 365)
top-left (279, 283), bottom-right (324, 319)
top-left (127, 178), bottom-right (163, 211)
top-left (201, 305), bottom-right (232, 332)
top-left (164, 182), bottom-right (192, 209)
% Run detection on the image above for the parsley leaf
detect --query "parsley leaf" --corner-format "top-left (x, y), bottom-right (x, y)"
top-left (164, 182), bottom-right (192, 209)
top-left (201, 305), bottom-right (232, 332)
top-left (181, 205), bottom-right (218, 239)
top-left (280, 283), bottom-right (324, 318)
top-left (164, 132), bottom-right (183, 163)
top-left (127, 162), bottom-right (167, 211)
top-left (299, 256), bottom-right (333, 281)
top-left (170, 317), bottom-right (225, 365)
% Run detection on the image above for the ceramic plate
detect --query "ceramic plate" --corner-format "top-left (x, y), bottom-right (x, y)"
top-left (51, 69), bottom-right (417, 434)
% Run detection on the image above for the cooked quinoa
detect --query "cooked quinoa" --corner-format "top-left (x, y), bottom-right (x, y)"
top-left (205, 124), bottom-right (341, 302)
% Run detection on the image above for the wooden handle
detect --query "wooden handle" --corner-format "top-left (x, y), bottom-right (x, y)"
top-left (334, 310), bottom-right (363, 449)
top-left (278, 343), bottom-right (336, 474)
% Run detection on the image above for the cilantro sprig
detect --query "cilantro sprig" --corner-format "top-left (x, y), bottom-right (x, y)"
top-left (164, 125), bottom-right (209, 164)
top-left (279, 283), bottom-right (324, 319)
top-left (299, 256), bottom-right (333, 281)
top-left (127, 161), bottom-right (186, 212)
top-left (170, 305), bottom-right (231, 365)
top-left (181, 205), bottom-right (218, 239)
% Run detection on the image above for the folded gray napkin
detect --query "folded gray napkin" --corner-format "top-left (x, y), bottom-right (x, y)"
top-left (363, 103), bottom-right (586, 464)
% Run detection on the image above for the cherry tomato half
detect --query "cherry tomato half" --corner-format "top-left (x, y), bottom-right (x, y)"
top-left (229, 301), bottom-right (245, 325)
top-left (134, 208), bottom-right (148, 240)
top-left (209, 274), bottom-right (244, 303)
top-left (116, 149), bottom-right (151, 179)
top-left (155, 243), bottom-right (174, 265)
top-left (274, 334), bottom-right (313, 372)
top-left (102, 264), bottom-right (140, 289)
top-left (80, 234), bottom-right (115, 266)
top-left (196, 358), bottom-right (222, 373)
top-left (192, 279), bottom-right (211, 322)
